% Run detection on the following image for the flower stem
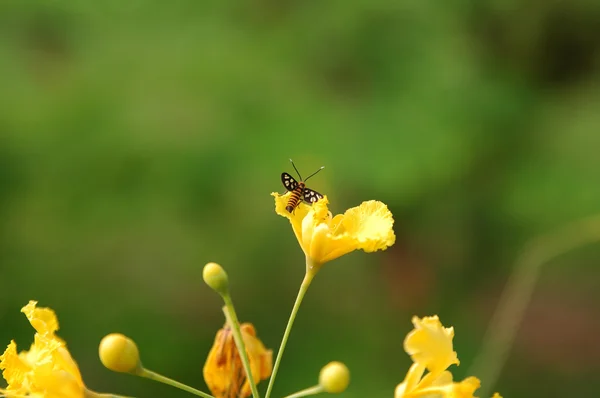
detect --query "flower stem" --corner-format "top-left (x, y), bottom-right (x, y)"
top-left (222, 295), bottom-right (261, 398)
top-left (469, 214), bottom-right (600, 397)
top-left (138, 368), bottom-right (214, 398)
top-left (281, 385), bottom-right (324, 398)
top-left (265, 271), bottom-right (315, 398)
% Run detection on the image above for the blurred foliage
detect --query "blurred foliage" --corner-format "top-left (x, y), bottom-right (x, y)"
top-left (1, 0), bottom-right (600, 397)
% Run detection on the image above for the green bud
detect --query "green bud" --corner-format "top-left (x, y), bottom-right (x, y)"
top-left (99, 333), bottom-right (141, 374)
top-left (319, 361), bottom-right (350, 394)
top-left (203, 262), bottom-right (229, 296)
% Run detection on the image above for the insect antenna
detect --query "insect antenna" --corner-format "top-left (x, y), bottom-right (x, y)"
top-left (289, 158), bottom-right (303, 181)
top-left (304, 166), bottom-right (325, 182)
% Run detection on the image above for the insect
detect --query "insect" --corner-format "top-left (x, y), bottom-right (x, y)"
top-left (282, 159), bottom-right (325, 213)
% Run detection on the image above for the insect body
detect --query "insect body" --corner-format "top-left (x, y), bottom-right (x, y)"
top-left (282, 159), bottom-right (324, 213)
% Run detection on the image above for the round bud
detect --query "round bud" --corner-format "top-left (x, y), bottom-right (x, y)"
top-left (99, 333), bottom-right (141, 373)
top-left (319, 361), bottom-right (350, 394)
top-left (203, 262), bottom-right (229, 296)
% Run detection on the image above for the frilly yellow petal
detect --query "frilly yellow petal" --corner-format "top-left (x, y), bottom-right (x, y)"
top-left (404, 315), bottom-right (459, 375)
top-left (406, 375), bottom-right (481, 398)
top-left (21, 301), bottom-right (59, 335)
top-left (342, 200), bottom-right (396, 252)
top-left (451, 376), bottom-right (481, 398)
top-left (310, 196), bottom-right (331, 221)
top-left (0, 341), bottom-right (29, 391)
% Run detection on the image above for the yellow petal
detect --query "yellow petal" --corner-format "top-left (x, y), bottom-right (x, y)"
top-left (341, 200), bottom-right (396, 252)
top-left (28, 335), bottom-right (85, 398)
top-left (418, 369), bottom-right (453, 391)
top-left (21, 301), bottom-right (59, 335)
top-left (317, 233), bottom-right (360, 264)
top-left (301, 208), bottom-right (318, 254)
top-left (239, 324), bottom-right (273, 396)
top-left (272, 192), bottom-right (311, 253)
top-left (449, 376), bottom-right (481, 398)
top-left (0, 341), bottom-right (29, 392)
top-left (404, 316), bottom-right (459, 375)
top-left (394, 363), bottom-right (426, 397)
top-left (306, 224), bottom-right (331, 264)
top-left (406, 376), bottom-right (480, 398)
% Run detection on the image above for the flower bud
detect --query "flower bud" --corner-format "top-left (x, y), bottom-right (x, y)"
top-left (203, 262), bottom-right (229, 296)
top-left (319, 361), bottom-right (350, 394)
top-left (99, 333), bottom-right (141, 374)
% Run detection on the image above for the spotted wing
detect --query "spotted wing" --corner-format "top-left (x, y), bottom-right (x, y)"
top-left (303, 187), bottom-right (324, 204)
top-left (281, 172), bottom-right (299, 192)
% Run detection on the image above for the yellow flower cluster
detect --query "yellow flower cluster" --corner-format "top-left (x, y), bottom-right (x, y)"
top-left (0, 301), bottom-right (86, 398)
top-left (395, 316), bottom-right (501, 398)
top-left (0, 178), bottom-right (504, 398)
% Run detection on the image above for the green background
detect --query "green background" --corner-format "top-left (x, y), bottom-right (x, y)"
top-left (1, 1), bottom-right (600, 397)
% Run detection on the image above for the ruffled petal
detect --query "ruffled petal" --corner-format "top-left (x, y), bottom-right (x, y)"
top-left (0, 341), bottom-right (29, 391)
top-left (451, 377), bottom-right (481, 398)
top-left (342, 201), bottom-right (396, 252)
top-left (404, 316), bottom-right (459, 375)
top-left (21, 301), bottom-right (59, 335)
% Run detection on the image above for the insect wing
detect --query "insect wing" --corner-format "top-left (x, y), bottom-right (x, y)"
top-left (303, 187), bottom-right (323, 203)
top-left (281, 172), bottom-right (299, 191)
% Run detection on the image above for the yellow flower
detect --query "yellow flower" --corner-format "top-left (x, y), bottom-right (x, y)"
top-left (404, 316), bottom-right (459, 376)
top-left (272, 192), bottom-right (396, 270)
top-left (0, 301), bottom-right (86, 398)
top-left (203, 323), bottom-right (272, 398)
top-left (394, 316), bottom-right (499, 398)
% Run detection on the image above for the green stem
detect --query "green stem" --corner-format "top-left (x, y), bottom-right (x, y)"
top-left (138, 368), bottom-right (214, 398)
top-left (222, 296), bottom-right (261, 398)
top-left (469, 214), bottom-right (600, 397)
top-left (265, 271), bottom-right (315, 398)
top-left (281, 385), bottom-right (324, 398)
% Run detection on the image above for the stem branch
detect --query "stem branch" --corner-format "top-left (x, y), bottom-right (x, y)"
top-left (138, 369), bottom-right (214, 398)
top-left (265, 272), bottom-right (315, 398)
top-left (281, 385), bottom-right (324, 398)
top-left (470, 214), bottom-right (600, 396)
top-left (223, 296), bottom-right (261, 398)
